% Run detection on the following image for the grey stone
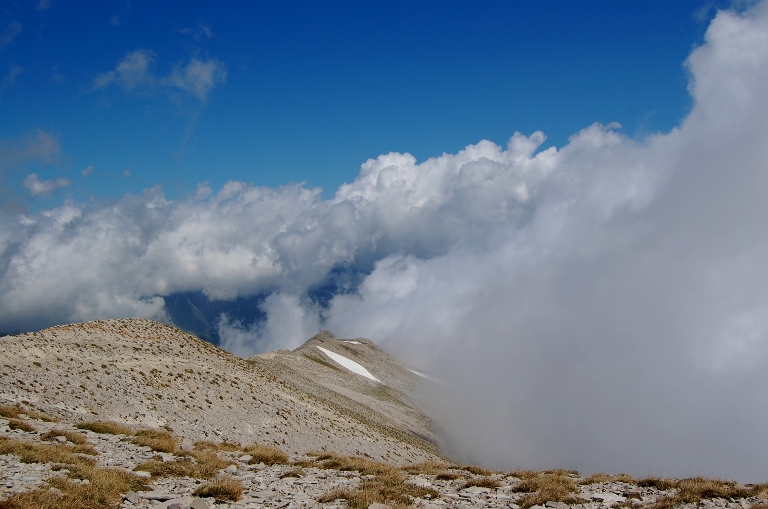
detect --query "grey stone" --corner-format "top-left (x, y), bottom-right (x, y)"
top-left (133, 470), bottom-right (152, 478)
top-left (369, 504), bottom-right (391, 509)
top-left (190, 500), bottom-right (210, 509)
top-left (238, 454), bottom-right (253, 462)
top-left (124, 491), bottom-right (141, 504)
top-left (180, 441), bottom-right (195, 452)
top-left (225, 464), bottom-right (237, 474)
top-left (142, 491), bottom-right (180, 500)
top-left (590, 493), bottom-right (626, 504)
top-left (165, 497), bottom-right (194, 509)
top-left (54, 435), bottom-right (67, 443)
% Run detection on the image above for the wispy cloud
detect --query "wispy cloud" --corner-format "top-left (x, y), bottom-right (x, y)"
top-left (36, 0), bottom-right (51, 13)
top-left (0, 21), bottom-right (22, 50)
top-left (92, 48), bottom-right (156, 92)
top-left (0, 130), bottom-right (61, 174)
top-left (22, 173), bottom-right (70, 197)
top-left (93, 49), bottom-right (227, 102)
top-left (81, 165), bottom-right (93, 176)
top-left (179, 24), bottom-right (213, 40)
top-left (163, 57), bottom-right (227, 101)
top-left (1, 65), bottom-right (22, 90)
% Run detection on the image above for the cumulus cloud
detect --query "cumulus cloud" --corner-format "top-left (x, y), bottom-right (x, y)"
top-left (93, 49), bottom-right (226, 102)
top-left (2, 2), bottom-right (768, 480)
top-left (22, 173), bottom-right (70, 197)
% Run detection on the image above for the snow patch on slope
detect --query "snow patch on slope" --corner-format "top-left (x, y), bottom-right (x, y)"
top-left (316, 346), bottom-right (380, 382)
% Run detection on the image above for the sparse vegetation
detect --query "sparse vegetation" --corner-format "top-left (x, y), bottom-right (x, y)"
top-left (510, 469), bottom-right (580, 509)
top-left (75, 420), bottom-right (133, 435)
top-left (580, 472), bottom-right (637, 485)
top-left (435, 471), bottom-right (462, 481)
top-left (401, 461), bottom-right (458, 475)
top-left (41, 429), bottom-right (88, 445)
top-left (460, 477), bottom-right (502, 489)
top-left (646, 477), bottom-right (764, 509)
top-left (135, 444), bottom-right (234, 480)
top-left (243, 443), bottom-right (289, 465)
top-left (0, 404), bottom-right (57, 422)
top-left (460, 464), bottom-right (496, 476)
top-left (193, 476), bottom-right (243, 501)
top-left (7, 419), bottom-right (36, 432)
top-left (129, 428), bottom-right (177, 453)
top-left (0, 437), bottom-right (147, 509)
top-left (638, 477), bottom-right (678, 491)
top-left (320, 467), bottom-right (439, 509)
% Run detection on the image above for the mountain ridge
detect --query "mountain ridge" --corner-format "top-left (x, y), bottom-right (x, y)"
top-left (0, 317), bottom-right (441, 464)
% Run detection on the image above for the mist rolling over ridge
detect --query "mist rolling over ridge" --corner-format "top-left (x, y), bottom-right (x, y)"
top-left (1, 1), bottom-right (768, 482)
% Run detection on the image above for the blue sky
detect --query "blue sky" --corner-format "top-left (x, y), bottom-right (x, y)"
top-left (2, 0), bottom-right (717, 205)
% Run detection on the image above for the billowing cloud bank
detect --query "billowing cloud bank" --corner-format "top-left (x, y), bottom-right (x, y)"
top-left (2, 3), bottom-right (768, 479)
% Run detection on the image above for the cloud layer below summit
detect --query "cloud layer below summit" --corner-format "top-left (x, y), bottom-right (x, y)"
top-left (2, 3), bottom-right (768, 480)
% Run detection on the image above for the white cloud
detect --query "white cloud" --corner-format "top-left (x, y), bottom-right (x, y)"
top-left (81, 165), bottom-right (93, 176)
top-left (163, 57), bottom-right (227, 101)
top-left (93, 49), bottom-right (155, 92)
top-left (93, 49), bottom-right (226, 102)
top-left (22, 173), bottom-right (70, 197)
top-left (2, 1), bottom-right (768, 480)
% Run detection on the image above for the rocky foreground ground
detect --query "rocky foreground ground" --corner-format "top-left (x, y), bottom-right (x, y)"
top-left (1, 408), bottom-right (767, 509)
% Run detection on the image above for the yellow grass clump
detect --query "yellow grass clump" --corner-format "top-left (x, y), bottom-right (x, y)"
top-left (0, 437), bottom-right (147, 509)
top-left (129, 429), bottom-right (178, 453)
top-left (243, 443), bottom-right (289, 466)
top-left (75, 421), bottom-right (133, 436)
top-left (193, 476), bottom-right (243, 502)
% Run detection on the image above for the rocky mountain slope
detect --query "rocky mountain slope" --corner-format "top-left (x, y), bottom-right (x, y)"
top-left (0, 318), bottom-right (440, 464)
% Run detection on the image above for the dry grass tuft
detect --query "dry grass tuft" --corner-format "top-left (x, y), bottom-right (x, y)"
top-left (460, 464), bottom-right (495, 476)
top-left (0, 437), bottom-right (94, 467)
top-left (581, 472), bottom-right (637, 485)
top-left (435, 472), bottom-right (463, 481)
top-left (401, 461), bottom-right (458, 475)
top-left (75, 421), bottom-right (133, 436)
top-left (41, 429), bottom-right (88, 445)
top-left (647, 477), bottom-right (760, 509)
top-left (319, 469), bottom-right (439, 509)
top-left (243, 443), bottom-right (289, 466)
top-left (130, 429), bottom-right (177, 453)
top-left (7, 419), bottom-right (36, 433)
top-left (193, 476), bottom-right (243, 502)
top-left (0, 404), bottom-right (57, 422)
top-left (460, 477), bottom-right (502, 490)
top-left (135, 442), bottom-right (234, 480)
top-left (315, 453), bottom-right (396, 477)
top-left (0, 437), bottom-right (146, 509)
top-left (638, 477), bottom-right (678, 491)
top-left (511, 470), bottom-right (580, 509)
top-left (510, 469), bottom-right (539, 480)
